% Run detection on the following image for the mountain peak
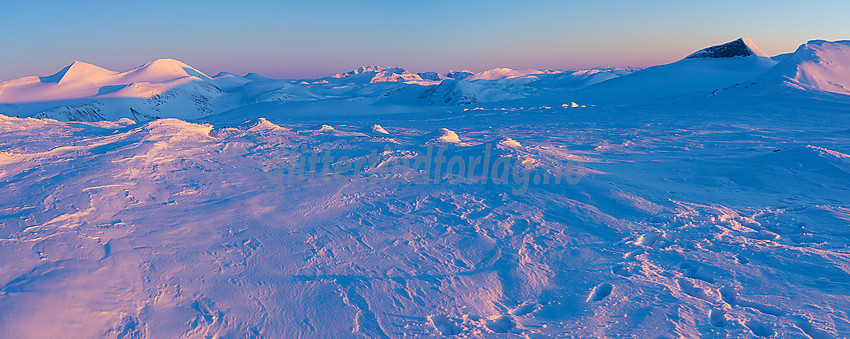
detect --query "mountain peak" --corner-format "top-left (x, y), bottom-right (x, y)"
top-left (686, 38), bottom-right (769, 59)
top-left (39, 61), bottom-right (115, 84)
top-left (445, 70), bottom-right (474, 80)
top-left (140, 58), bottom-right (192, 70)
top-left (332, 66), bottom-right (386, 78)
top-left (125, 58), bottom-right (210, 82)
top-left (370, 68), bottom-right (421, 83)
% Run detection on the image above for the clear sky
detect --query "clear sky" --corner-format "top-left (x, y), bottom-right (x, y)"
top-left (1, 0), bottom-right (848, 80)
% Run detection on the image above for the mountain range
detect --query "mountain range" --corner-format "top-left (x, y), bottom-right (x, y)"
top-left (1, 38), bottom-right (849, 122)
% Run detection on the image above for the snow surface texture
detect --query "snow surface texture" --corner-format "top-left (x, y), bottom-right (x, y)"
top-left (1, 38), bottom-right (850, 338)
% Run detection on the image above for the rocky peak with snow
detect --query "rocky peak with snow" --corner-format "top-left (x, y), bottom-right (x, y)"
top-left (445, 70), bottom-right (474, 80)
top-left (328, 66), bottom-right (428, 83)
top-left (331, 66), bottom-right (385, 78)
top-left (370, 68), bottom-right (423, 83)
top-left (686, 38), bottom-right (769, 59)
top-left (417, 72), bottom-right (442, 81)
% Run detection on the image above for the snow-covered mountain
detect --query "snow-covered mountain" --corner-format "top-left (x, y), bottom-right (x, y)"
top-left (568, 38), bottom-right (850, 105)
top-left (0, 59), bottom-right (225, 121)
top-left (0, 61), bottom-right (640, 122)
top-left (0, 59), bottom-right (212, 103)
top-left (329, 66), bottom-right (431, 84)
top-left (573, 38), bottom-right (778, 104)
top-left (699, 39), bottom-right (850, 100)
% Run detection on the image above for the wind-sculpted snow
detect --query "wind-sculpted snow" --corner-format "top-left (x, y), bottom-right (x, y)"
top-left (1, 92), bottom-right (849, 337)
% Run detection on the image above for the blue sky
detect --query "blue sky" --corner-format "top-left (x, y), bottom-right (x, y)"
top-left (1, 0), bottom-right (848, 80)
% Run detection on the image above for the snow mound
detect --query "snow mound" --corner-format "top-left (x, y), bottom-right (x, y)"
top-left (247, 117), bottom-right (283, 132)
top-left (140, 118), bottom-right (213, 137)
top-left (434, 128), bottom-right (461, 143)
top-left (115, 118), bottom-right (136, 125)
top-left (686, 38), bottom-right (769, 59)
top-left (759, 40), bottom-right (850, 95)
top-left (371, 124), bottom-right (389, 134)
top-left (498, 137), bottom-right (522, 148)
